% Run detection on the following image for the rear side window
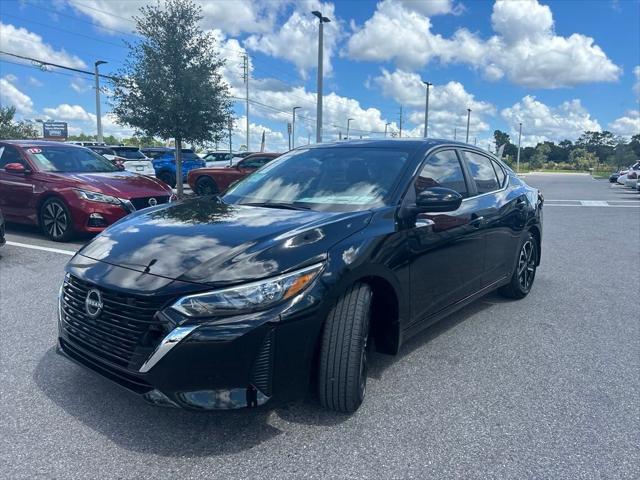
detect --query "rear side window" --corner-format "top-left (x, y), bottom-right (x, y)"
top-left (492, 160), bottom-right (507, 187)
top-left (415, 150), bottom-right (468, 197)
top-left (240, 156), bottom-right (272, 169)
top-left (0, 145), bottom-right (25, 168)
top-left (462, 151), bottom-right (500, 194)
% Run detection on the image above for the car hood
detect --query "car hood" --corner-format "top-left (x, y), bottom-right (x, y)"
top-left (77, 197), bottom-right (371, 287)
top-left (47, 172), bottom-right (170, 198)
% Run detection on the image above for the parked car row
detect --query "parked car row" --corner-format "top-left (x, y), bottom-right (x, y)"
top-left (0, 140), bottom-right (173, 241)
top-left (611, 161), bottom-right (640, 191)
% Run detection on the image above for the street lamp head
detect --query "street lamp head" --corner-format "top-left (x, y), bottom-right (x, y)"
top-left (422, 81), bottom-right (432, 87)
top-left (95, 60), bottom-right (107, 67)
top-left (311, 10), bottom-right (331, 22)
top-left (293, 106), bottom-right (301, 112)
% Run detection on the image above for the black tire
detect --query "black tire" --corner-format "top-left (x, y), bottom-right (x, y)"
top-left (318, 283), bottom-right (372, 413)
top-left (40, 198), bottom-right (74, 242)
top-left (499, 232), bottom-right (537, 299)
top-left (158, 171), bottom-right (176, 188)
top-left (195, 176), bottom-right (218, 196)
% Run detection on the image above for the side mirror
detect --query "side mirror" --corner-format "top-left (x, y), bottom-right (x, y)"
top-left (4, 163), bottom-right (28, 174)
top-left (415, 187), bottom-right (463, 213)
top-left (116, 164), bottom-right (125, 171)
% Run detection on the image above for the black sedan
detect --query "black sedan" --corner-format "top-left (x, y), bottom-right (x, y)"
top-left (56, 139), bottom-right (543, 413)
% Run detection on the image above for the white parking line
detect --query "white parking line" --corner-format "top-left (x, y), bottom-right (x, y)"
top-left (6, 241), bottom-right (76, 256)
top-left (545, 204), bottom-right (640, 207)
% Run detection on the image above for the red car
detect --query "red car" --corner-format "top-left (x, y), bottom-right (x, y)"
top-left (187, 152), bottom-right (281, 195)
top-left (0, 140), bottom-right (173, 242)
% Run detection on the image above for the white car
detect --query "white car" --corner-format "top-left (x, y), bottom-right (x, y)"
top-left (89, 145), bottom-right (155, 177)
top-left (624, 162), bottom-right (640, 188)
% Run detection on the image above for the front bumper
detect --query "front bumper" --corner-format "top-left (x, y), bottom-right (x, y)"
top-left (57, 288), bottom-right (325, 410)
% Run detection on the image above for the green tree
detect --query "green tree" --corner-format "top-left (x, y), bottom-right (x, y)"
top-left (0, 106), bottom-right (39, 139)
top-left (611, 142), bottom-right (636, 169)
top-left (576, 130), bottom-right (617, 163)
top-left (493, 129), bottom-right (518, 159)
top-left (569, 148), bottom-right (598, 170)
top-left (529, 143), bottom-right (550, 170)
top-left (111, 0), bottom-right (232, 197)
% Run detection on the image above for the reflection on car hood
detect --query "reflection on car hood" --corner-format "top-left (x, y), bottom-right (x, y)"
top-left (78, 197), bottom-right (372, 286)
top-left (46, 172), bottom-right (170, 198)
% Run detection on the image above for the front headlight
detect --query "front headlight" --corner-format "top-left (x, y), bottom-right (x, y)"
top-left (74, 189), bottom-right (121, 205)
top-left (171, 263), bottom-right (324, 318)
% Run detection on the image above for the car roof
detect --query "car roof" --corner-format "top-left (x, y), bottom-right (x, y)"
top-left (1, 140), bottom-right (84, 148)
top-left (243, 152), bottom-right (282, 159)
top-left (300, 138), bottom-right (473, 150)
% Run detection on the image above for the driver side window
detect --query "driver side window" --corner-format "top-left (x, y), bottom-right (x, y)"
top-left (415, 150), bottom-right (468, 197)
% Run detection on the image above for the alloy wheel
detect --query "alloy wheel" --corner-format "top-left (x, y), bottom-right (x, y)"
top-left (517, 240), bottom-right (536, 291)
top-left (43, 202), bottom-right (68, 239)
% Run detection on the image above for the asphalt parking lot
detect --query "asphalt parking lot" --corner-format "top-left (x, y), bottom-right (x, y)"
top-left (1, 173), bottom-right (638, 479)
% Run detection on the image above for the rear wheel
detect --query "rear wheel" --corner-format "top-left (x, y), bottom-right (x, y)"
top-left (499, 232), bottom-right (537, 299)
top-left (195, 176), bottom-right (218, 196)
top-left (157, 171), bottom-right (176, 188)
top-left (40, 198), bottom-right (74, 242)
top-left (318, 283), bottom-right (372, 413)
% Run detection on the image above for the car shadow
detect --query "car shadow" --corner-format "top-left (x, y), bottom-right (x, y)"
top-left (5, 221), bottom-right (91, 247)
top-left (33, 293), bottom-right (502, 457)
top-left (368, 291), bottom-right (506, 379)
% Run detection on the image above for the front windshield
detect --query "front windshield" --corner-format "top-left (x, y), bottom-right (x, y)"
top-left (223, 147), bottom-right (411, 211)
top-left (113, 148), bottom-right (146, 160)
top-left (26, 146), bottom-right (118, 173)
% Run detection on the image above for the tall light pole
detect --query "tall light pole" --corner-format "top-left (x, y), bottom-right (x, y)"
top-left (422, 81), bottom-right (432, 138)
top-left (242, 54), bottom-right (250, 151)
top-left (312, 10), bottom-right (330, 143)
top-left (517, 122), bottom-right (522, 174)
top-left (292, 106), bottom-right (301, 148)
top-left (384, 122), bottom-right (391, 137)
top-left (465, 108), bottom-right (471, 143)
top-left (94, 60), bottom-right (107, 143)
top-left (346, 118), bottom-right (354, 139)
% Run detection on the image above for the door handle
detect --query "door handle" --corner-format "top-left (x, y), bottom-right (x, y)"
top-left (515, 197), bottom-right (527, 210)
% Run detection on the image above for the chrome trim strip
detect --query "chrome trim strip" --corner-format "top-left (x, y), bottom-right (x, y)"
top-left (138, 325), bottom-right (199, 373)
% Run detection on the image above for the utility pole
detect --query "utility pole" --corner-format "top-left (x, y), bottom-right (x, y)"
top-left (422, 81), bottom-right (432, 138)
top-left (474, 137), bottom-right (477, 146)
top-left (307, 133), bottom-right (310, 145)
top-left (399, 105), bottom-right (403, 138)
top-left (517, 122), bottom-right (522, 174)
top-left (292, 106), bottom-right (300, 148)
top-left (346, 118), bottom-right (353, 139)
top-left (384, 122), bottom-right (391, 137)
top-left (465, 108), bottom-right (471, 143)
top-left (94, 60), bottom-right (107, 143)
top-left (287, 122), bottom-right (292, 150)
top-left (242, 54), bottom-right (250, 151)
top-left (312, 11), bottom-right (330, 143)
top-left (454, 127), bottom-right (457, 141)
top-left (228, 117), bottom-right (233, 157)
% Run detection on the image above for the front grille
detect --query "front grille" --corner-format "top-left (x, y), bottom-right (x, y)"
top-left (60, 275), bottom-right (168, 370)
top-left (129, 196), bottom-right (170, 211)
top-left (251, 330), bottom-right (275, 396)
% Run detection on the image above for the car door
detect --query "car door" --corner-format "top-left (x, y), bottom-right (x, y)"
top-left (406, 149), bottom-right (487, 326)
top-left (460, 150), bottom-right (524, 287)
top-left (0, 145), bottom-right (36, 222)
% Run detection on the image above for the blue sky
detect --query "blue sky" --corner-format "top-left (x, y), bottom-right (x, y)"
top-left (0, 0), bottom-right (638, 151)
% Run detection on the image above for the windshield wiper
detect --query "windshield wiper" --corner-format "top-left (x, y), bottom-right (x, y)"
top-left (241, 202), bottom-right (311, 211)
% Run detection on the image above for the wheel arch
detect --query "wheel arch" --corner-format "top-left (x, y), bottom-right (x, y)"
top-left (528, 224), bottom-right (542, 266)
top-left (359, 275), bottom-right (401, 355)
top-left (36, 192), bottom-right (69, 227)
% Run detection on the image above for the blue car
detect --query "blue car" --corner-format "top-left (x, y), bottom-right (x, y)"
top-left (152, 149), bottom-right (205, 187)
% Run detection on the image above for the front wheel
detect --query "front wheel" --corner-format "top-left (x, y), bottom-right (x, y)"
top-left (40, 198), bottom-right (74, 242)
top-left (318, 283), bottom-right (372, 413)
top-left (195, 176), bottom-right (218, 196)
top-left (499, 232), bottom-right (537, 299)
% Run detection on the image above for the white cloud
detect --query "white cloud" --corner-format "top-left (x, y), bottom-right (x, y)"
top-left (397, 0), bottom-right (459, 16)
top-left (346, 0), bottom-right (621, 88)
top-left (0, 22), bottom-right (87, 69)
top-left (373, 69), bottom-right (495, 138)
top-left (501, 95), bottom-right (601, 145)
top-left (70, 77), bottom-right (92, 94)
top-left (633, 66), bottom-right (640, 98)
top-left (0, 76), bottom-right (34, 114)
top-left (28, 77), bottom-right (43, 87)
top-left (67, 0), bottom-right (280, 37)
top-left (245, 1), bottom-right (342, 77)
top-left (231, 116), bottom-right (288, 152)
top-left (608, 110), bottom-right (640, 139)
